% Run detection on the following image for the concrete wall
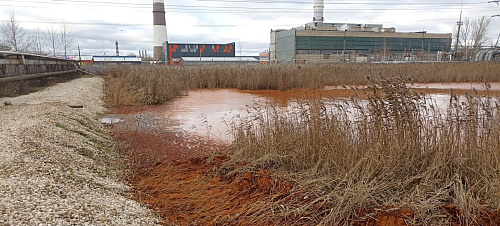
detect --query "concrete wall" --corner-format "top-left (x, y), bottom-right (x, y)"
top-left (276, 29), bottom-right (296, 63)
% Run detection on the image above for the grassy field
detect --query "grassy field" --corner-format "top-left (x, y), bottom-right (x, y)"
top-left (106, 62), bottom-right (500, 224)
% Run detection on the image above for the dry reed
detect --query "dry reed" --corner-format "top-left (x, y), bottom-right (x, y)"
top-left (221, 78), bottom-right (500, 224)
top-left (105, 62), bottom-right (500, 106)
top-left (106, 62), bottom-right (500, 224)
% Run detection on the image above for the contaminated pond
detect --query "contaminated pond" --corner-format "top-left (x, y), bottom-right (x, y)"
top-left (106, 82), bottom-right (500, 163)
top-left (108, 82), bottom-right (500, 224)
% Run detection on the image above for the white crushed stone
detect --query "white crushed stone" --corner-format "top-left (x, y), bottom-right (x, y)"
top-left (0, 77), bottom-right (163, 225)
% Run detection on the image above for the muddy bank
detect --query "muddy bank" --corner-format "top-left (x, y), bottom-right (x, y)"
top-left (0, 77), bottom-right (161, 225)
top-left (109, 82), bottom-right (500, 225)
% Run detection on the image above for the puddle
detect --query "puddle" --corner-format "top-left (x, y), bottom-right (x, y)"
top-left (100, 117), bottom-right (123, 124)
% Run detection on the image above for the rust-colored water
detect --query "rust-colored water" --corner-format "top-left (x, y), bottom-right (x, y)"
top-left (108, 83), bottom-right (500, 225)
top-left (108, 83), bottom-right (500, 142)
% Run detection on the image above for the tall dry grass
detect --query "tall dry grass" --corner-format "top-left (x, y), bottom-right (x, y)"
top-left (105, 62), bottom-right (500, 224)
top-left (105, 62), bottom-right (500, 106)
top-left (220, 78), bottom-right (500, 224)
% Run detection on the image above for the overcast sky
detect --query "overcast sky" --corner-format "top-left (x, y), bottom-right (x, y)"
top-left (1, 0), bottom-right (499, 57)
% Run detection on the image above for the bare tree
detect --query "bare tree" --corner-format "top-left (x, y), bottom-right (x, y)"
top-left (0, 11), bottom-right (30, 52)
top-left (30, 27), bottom-right (45, 55)
top-left (59, 21), bottom-right (74, 58)
top-left (0, 43), bottom-right (9, 51)
top-left (454, 16), bottom-right (492, 60)
top-left (459, 18), bottom-right (472, 59)
top-left (471, 16), bottom-right (492, 51)
top-left (46, 25), bottom-right (58, 57)
top-left (494, 33), bottom-right (500, 50)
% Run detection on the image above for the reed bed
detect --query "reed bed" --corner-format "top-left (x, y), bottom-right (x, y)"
top-left (105, 62), bottom-right (500, 224)
top-left (105, 62), bottom-right (500, 106)
top-left (221, 78), bottom-right (500, 224)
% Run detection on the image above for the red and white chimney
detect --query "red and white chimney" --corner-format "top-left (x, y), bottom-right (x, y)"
top-left (115, 40), bottom-right (119, 56)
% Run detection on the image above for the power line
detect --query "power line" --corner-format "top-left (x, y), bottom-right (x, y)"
top-left (0, 0), bottom-right (494, 10)
top-left (0, 3), bottom-right (495, 14)
top-left (0, 0), bottom-right (490, 6)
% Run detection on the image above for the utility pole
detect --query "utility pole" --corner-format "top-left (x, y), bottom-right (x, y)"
top-left (343, 29), bottom-right (347, 62)
top-left (383, 37), bottom-right (387, 61)
top-left (421, 31), bottom-right (425, 61)
top-left (454, 1), bottom-right (464, 60)
top-left (77, 41), bottom-right (81, 68)
top-left (495, 33), bottom-right (500, 51)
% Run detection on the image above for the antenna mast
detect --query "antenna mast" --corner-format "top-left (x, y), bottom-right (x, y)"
top-left (454, 1), bottom-right (464, 60)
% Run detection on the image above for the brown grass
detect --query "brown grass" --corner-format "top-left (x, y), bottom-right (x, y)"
top-left (105, 62), bottom-right (500, 224)
top-left (105, 62), bottom-right (500, 106)
top-left (221, 78), bottom-right (500, 225)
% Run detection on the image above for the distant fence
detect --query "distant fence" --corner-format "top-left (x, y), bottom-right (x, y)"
top-left (80, 65), bottom-right (121, 75)
top-left (0, 51), bottom-right (77, 83)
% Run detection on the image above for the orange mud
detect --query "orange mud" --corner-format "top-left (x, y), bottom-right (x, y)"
top-left (108, 83), bottom-right (500, 225)
top-left (128, 158), bottom-right (308, 225)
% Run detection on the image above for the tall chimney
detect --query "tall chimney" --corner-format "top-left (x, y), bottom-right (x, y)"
top-left (115, 40), bottom-right (119, 56)
top-left (153, 0), bottom-right (168, 61)
top-left (313, 0), bottom-right (324, 23)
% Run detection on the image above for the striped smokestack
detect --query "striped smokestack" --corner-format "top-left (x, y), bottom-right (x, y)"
top-left (313, 0), bottom-right (324, 23)
top-left (153, 0), bottom-right (168, 61)
top-left (115, 40), bottom-right (119, 56)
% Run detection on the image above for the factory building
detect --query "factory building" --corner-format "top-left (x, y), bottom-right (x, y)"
top-left (179, 56), bottom-right (259, 66)
top-left (271, 0), bottom-right (452, 63)
top-left (91, 56), bottom-right (142, 65)
top-left (163, 42), bottom-right (236, 65)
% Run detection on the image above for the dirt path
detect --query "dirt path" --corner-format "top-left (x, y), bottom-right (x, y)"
top-left (0, 77), bottom-right (162, 225)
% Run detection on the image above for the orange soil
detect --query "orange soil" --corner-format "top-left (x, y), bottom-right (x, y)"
top-left (110, 106), bottom-right (500, 226)
top-left (128, 155), bottom-right (431, 226)
top-left (129, 159), bottom-right (299, 225)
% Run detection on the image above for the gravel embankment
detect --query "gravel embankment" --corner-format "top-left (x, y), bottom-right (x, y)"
top-left (0, 77), bottom-right (162, 225)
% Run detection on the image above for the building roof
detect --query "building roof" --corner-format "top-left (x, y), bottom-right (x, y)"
top-left (93, 56), bottom-right (142, 62)
top-left (76, 56), bottom-right (93, 61)
top-left (180, 57), bottom-right (258, 62)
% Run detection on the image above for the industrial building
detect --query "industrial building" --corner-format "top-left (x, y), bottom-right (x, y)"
top-left (179, 56), bottom-right (259, 66)
top-left (163, 42), bottom-right (236, 65)
top-left (270, 0), bottom-right (453, 63)
top-left (259, 51), bottom-right (270, 63)
top-left (75, 56), bottom-right (142, 65)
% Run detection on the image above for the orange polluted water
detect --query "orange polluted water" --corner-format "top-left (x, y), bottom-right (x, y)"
top-left (108, 83), bottom-right (500, 225)
top-left (108, 82), bottom-right (500, 144)
top-left (169, 83), bottom-right (500, 140)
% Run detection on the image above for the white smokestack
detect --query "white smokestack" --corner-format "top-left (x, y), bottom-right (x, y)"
top-left (153, 0), bottom-right (168, 61)
top-left (313, 0), bottom-right (324, 23)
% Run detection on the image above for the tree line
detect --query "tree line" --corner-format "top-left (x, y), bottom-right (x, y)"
top-left (0, 12), bottom-right (74, 58)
